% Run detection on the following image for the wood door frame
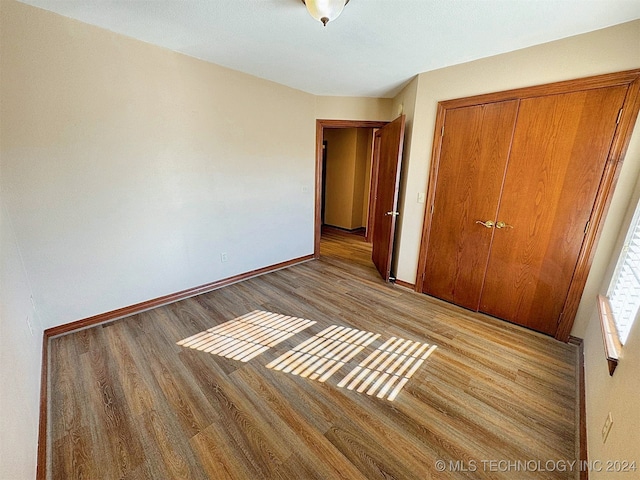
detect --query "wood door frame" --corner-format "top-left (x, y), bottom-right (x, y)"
top-left (314, 119), bottom-right (389, 258)
top-left (415, 69), bottom-right (640, 341)
top-left (366, 131), bottom-right (382, 243)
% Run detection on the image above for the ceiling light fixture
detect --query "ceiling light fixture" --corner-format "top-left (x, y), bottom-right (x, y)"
top-left (302, 0), bottom-right (349, 27)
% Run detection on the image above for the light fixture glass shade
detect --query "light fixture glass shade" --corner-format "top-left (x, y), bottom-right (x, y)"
top-left (303, 0), bottom-right (348, 26)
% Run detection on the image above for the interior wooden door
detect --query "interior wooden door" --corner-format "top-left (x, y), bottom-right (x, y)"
top-left (422, 101), bottom-right (519, 309)
top-left (372, 115), bottom-right (405, 281)
top-left (478, 85), bottom-right (629, 334)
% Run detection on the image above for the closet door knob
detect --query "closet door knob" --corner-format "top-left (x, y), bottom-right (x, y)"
top-left (496, 221), bottom-right (513, 229)
top-left (475, 220), bottom-right (494, 228)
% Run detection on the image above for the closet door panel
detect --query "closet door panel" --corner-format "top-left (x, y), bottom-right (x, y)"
top-left (423, 101), bottom-right (518, 310)
top-left (479, 86), bottom-right (628, 334)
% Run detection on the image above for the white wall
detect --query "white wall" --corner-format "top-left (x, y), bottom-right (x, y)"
top-left (1, 1), bottom-right (316, 330)
top-left (392, 20), bottom-right (640, 338)
top-left (0, 197), bottom-right (43, 480)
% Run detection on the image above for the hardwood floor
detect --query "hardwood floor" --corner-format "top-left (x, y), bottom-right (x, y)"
top-left (47, 231), bottom-right (579, 479)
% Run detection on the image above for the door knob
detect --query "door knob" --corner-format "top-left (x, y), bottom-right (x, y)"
top-left (385, 211), bottom-right (400, 216)
top-left (475, 220), bottom-right (494, 228)
top-left (495, 221), bottom-right (513, 229)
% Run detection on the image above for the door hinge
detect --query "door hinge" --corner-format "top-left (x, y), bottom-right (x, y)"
top-left (557, 312), bottom-right (564, 326)
top-left (441, 125), bottom-right (444, 137)
top-left (584, 220), bottom-right (590, 234)
top-left (616, 108), bottom-right (623, 125)
top-left (430, 204), bottom-right (434, 215)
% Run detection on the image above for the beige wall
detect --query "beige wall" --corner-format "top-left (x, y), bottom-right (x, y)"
top-left (324, 129), bottom-right (358, 229)
top-left (584, 294), bottom-right (640, 478)
top-left (3, 0), bottom-right (639, 475)
top-left (313, 93), bottom-right (392, 232)
top-left (0, 3), bottom-right (316, 474)
top-left (393, 20), bottom-right (640, 339)
top-left (323, 128), bottom-right (372, 230)
top-left (582, 174), bottom-right (640, 479)
top-left (391, 76), bottom-right (419, 276)
top-left (360, 129), bottom-right (374, 227)
top-left (1, 0), bottom-right (317, 330)
top-left (315, 96), bottom-right (393, 121)
top-left (354, 129), bottom-right (372, 228)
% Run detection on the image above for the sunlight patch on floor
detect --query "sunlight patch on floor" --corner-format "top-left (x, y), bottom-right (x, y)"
top-left (337, 338), bottom-right (437, 401)
top-left (177, 310), bottom-right (316, 362)
top-left (179, 310), bottom-right (438, 402)
top-left (266, 325), bottom-right (380, 382)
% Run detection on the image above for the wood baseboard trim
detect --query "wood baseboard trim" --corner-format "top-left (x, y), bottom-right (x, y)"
top-left (569, 335), bottom-right (588, 480)
top-left (36, 253), bottom-right (313, 478)
top-left (36, 334), bottom-right (49, 480)
top-left (322, 225), bottom-right (366, 237)
top-left (45, 254), bottom-right (314, 338)
top-left (393, 279), bottom-right (415, 290)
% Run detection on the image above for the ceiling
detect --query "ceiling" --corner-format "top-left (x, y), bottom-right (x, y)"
top-left (18, 0), bottom-right (640, 98)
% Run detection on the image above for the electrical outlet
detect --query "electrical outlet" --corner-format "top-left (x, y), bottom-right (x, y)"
top-left (602, 412), bottom-right (613, 443)
top-left (220, 252), bottom-right (228, 263)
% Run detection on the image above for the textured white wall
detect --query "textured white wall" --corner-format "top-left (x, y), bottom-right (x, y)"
top-left (0, 199), bottom-right (42, 480)
top-left (1, 1), bottom-right (316, 329)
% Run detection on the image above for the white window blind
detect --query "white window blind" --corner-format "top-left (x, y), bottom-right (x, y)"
top-left (607, 202), bottom-right (640, 345)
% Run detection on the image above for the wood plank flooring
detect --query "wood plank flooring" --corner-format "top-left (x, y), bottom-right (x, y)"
top-left (47, 231), bottom-right (579, 479)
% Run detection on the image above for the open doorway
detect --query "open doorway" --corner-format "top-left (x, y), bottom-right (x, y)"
top-left (321, 127), bottom-right (376, 239)
top-left (314, 117), bottom-right (405, 283)
top-left (314, 120), bottom-right (388, 258)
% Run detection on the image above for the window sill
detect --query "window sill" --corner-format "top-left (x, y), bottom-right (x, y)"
top-left (596, 295), bottom-right (622, 376)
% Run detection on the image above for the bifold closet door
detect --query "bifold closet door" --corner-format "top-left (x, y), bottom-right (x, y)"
top-left (478, 85), bottom-right (628, 334)
top-left (422, 100), bottom-right (519, 310)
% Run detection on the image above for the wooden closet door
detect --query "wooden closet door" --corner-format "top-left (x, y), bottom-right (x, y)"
top-left (479, 86), bottom-right (628, 334)
top-left (423, 101), bottom-right (518, 310)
